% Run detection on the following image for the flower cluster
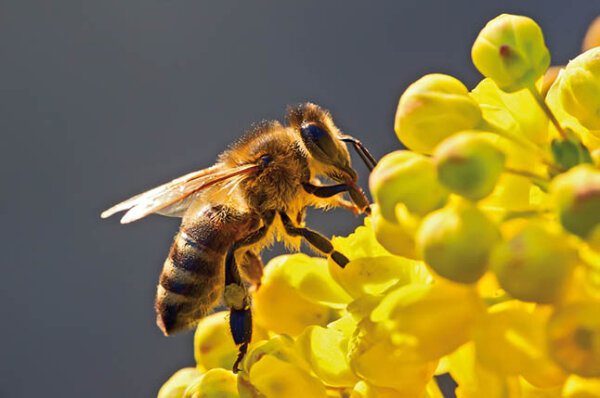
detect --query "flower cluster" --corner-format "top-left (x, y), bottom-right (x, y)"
top-left (158, 14), bottom-right (600, 398)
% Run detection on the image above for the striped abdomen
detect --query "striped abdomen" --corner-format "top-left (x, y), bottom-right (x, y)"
top-left (155, 204), bottom-right (257, 335)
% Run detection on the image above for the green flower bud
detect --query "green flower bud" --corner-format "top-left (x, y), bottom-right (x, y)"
top-left (551, 165), bottom-right (600, 239)
top-left (547, 302), bottom-right (600, 377)
top-left (183, 368), bottom-right (238, 398)
top-left (416, 199), bottom-right (500, 284)
top-left (551, 136), bottom-right (594, 172)
top-left (490, 222), bottom-right (577, 304)
top-left (158, 368), bottom-right (202, 398)
top-left (394, 74), bottom-right (482, 154)
top-left (472, 14), bottom-right (550, 92)
top-left (369, 150), bottom-right (448, 220)
top-left (559, 47), bottom-right (600, 132)
top-left (434, 131), bottom-right (505, 201)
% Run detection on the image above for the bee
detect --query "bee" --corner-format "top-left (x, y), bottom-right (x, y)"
top-left (101, 103), bottom-right (377, 372)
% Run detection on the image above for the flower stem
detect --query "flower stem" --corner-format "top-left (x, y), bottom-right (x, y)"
top-left (504, 166), bottom-right (548, 181)
top-left (527, 84), bottom-right (568, 139)
top-left (504, 166), bottom-right (550, 190)
top-left (501, 208), bottom-right (552, 222)
top-left (481, 120), bottom-right (561, 172)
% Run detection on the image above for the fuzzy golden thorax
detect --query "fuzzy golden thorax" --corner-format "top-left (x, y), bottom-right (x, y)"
top-left (219, 122), bottom-right (311, 214)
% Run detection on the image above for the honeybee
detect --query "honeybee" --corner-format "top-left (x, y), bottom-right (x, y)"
top-left (101, 103), bottom-right (376, 371)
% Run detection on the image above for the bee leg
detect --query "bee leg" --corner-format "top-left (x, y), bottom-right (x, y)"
top-left (238, 250), bottom-right (263, 291)
top-left (303, 182), bottom-right (371, 215)
top-left (225, 211), bottom-right (275, 373)
top-left (302, 182), bottom-right (349, 197)
top-left (279, 211), bottom-right (350, 268)
top-left (225, 249), bottom-right (252, 373)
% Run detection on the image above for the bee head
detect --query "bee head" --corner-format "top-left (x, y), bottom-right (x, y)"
top-left (287, 103), bottom-right (357, 183)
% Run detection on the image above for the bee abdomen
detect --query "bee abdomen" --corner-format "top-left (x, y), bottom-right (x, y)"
top-left (156, 229), bottom-right (225, 335)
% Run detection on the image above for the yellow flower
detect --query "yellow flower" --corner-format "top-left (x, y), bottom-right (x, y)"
top-left (559, 48), bottom-right (600, 133)
top-left (183, 368), bottom-right (238, 398)
top-left (369, 150), bottom-right (448, 219)
top-left (394, 73), bottom-right (482, 154)
top-left (252, 254), bottom-right (348, 336)
top-left (158, 368), bottom-right (202, 398)
top-left (472, 14), bottom-right (550, 92)
top-left (547, 301), bottom-right (600, 377)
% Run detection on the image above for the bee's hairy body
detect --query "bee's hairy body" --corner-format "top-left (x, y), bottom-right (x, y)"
top-left (102, 103), bottom-right (376, 371)
top-left (158, 119), bottom-right (336, 333)
top-left (157, 205), bottom-right (258, 334)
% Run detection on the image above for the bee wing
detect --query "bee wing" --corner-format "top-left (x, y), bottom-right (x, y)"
top-left (101, 164), bottom-right (259, 224)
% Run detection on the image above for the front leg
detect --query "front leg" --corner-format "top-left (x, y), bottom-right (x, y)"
top-left (302, 182), bottom-right (371, 215)
top-left (279, 211), bottom-right (350, 268)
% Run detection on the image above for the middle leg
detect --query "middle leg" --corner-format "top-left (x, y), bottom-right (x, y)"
top-left (279, 211), bottom-right (350, 268)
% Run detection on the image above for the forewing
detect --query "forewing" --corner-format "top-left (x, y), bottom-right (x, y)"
top-left (101, 164), bottom-right (258, 224)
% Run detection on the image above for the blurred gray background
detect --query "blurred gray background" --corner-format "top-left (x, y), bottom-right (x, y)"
top-left (2, 1), bottom-right (598, 397)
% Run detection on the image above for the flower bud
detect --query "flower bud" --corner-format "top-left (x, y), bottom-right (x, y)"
top-left (394, 74), bottom-right (482, 154)
top-left (369, 150), bottom-right (448, 220)
top-left (551, 165), bottom-right (600, 239)
top-left (558, 47), bottom-right (600, 133)
top-left (246, 355), bottom-right (327, 398)
top-left (158, 368), bottom-right (202, 398)
top-left (416, 199), bottom-right (500, 284)
top-left (183, 368), bottom-right (238, 398)
top-left (370, 204), bottom-right (418, 259)
top-left (295, 325), bottom-right (359, 387)
top-left (242, 335), bottom-right (304, 373)
top-left (490, 222), bottom-right (577, 304)
top-left (193, 312), bottom-right (238, 372)
top-left (434, 131), bottom-right (505, 201)
top-left (547, 302), bottom-right (600, 377)
top-left (252, 255), bottom-right (344, 336)
top-left (472, 14), bottom-right (550, 92)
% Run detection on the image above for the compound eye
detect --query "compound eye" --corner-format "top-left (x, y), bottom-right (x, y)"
top-left (301, 122), bottom-right (327, 143)
top-left (259, 154), bottom-right (272, 167)
top-left (300, 122), bottom-right (338, 160)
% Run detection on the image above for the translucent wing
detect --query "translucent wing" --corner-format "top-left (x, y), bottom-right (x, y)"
top-left (101, 164), bottom-right (259, 224)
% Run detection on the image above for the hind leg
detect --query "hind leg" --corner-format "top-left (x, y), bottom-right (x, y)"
top-left (225, 246), bottom-right (252, 373)
top-left (224, 211), bottom-right (275, 372)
